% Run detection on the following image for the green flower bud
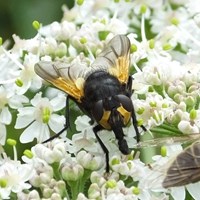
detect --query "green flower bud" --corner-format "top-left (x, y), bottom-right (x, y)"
top-left (132, 187), bottom-right (140, 195)
top-left (140, 5), bottom-right (147, 14)
top-left (32, 20), bottom-right (41, 30)
top-left (7, 138), bottom-right (17, 146)
top-left (105, 180), bottom-right (117, 189)
top-left (137, 107), bottom-right (145, 115)
top-left (149, 39), bottom-right (155, 49)
top-left (170, 17), bottom-right (180, 26)
top-left (15, 78), bottom-right (23, 87)
top-left (185, 96), bottom-right (195, 107)
top-left (162, 43), bottom-right (172, 51)
top-left (79, 37), bottom-right (87, 44)
top-left (23, 149), bottom-right (33, 159)
top-left (190, 109), bottom-right (197, 120)
top-left (0, 37), bottom-right (3, 45)
top-left (130, 44), bottom-right (137, 53)
top-left (0, 178), bottom-right (7, 188)
top-left (161, 146), bottom-right (167, 157)
top-left (77, 0), bottom-right (84, 6)
top-left (111, 157), bottom-right (120, 166)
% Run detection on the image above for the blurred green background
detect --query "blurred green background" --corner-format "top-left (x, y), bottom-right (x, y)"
top-left (0, 0), bottom-right (74, 45)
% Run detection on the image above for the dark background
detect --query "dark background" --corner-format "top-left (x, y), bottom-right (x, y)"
top-left (0, 0), bottom-right (74, 43)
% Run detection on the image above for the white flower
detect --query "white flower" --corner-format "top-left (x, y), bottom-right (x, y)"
top-left (12, 34), bottom-right (40, 54)
top-left (15, 92), bottom-right (65, 143)
top-left (0, 54), bottom-right (20, 84)
top-left (178, 120), bottom-right (199, 134)
top-left (133, 93), bottom-right (175, 128)
top-left (32, 140), bottom-right (67, 164)
top-left (15, 53), bottom-right (41, 94)
top-left (0, 159), bottom-right (33, 199)
top-left (76, 150), bottom-right (104, 171)
top-left (40, 21), bottom-right (76, 41)
top-left (0, 86), bottom-right (28, 144)
top-left (186, 0), bottom-right (200, 16)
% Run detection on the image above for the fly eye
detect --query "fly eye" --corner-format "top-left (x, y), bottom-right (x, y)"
top-left (117, 95), bottom-right (133, 112)
top-left (92, 100), bottom-right (103, 121)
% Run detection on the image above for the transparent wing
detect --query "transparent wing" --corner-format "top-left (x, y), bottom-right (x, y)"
top-left (132, 134), bottom-right (200, 148)
top-left (34, 61), bottom-right (89, 102)
top-left (163, 141), bottom-right (200, 188)
top-left (91, 34), bottom-right (131, 84)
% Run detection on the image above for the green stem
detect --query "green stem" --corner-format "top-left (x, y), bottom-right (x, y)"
top-left (52, 162), bottom-right (62, 180)
top-left (68, 180), bottom-right (79, 200)
top-left (67, 169), bottom-right (92, 200)
top-left (78, 169), bottom-right (91, 193)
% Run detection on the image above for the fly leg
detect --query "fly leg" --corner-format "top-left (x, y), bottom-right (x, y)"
top-left (109, 109), bottom-right (130, 155)
top-left (127, 76), bottom-right (147, 142)
top-left (93, 125), bottom-right (110, 173)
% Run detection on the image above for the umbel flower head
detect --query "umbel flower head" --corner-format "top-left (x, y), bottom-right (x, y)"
top-left (1, 0), bottom-right (200, 199)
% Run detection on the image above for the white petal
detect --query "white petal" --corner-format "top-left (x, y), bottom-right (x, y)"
top-left (75, 115), bottom-right (91, 131)
top-left (30, 92), bottom-right (43, 106)
top-left (9, 95), bottom-right (29, 109)
top-left (0, 123), bottom-right (6, 145)
top-left (0, 107), bottom-right (12, 124)
top-left (171, 187), bottom-right (185, 200)
top-left (15, 108), bottom-right (35, 129)
top-left (20, 121), bottom-right (49, 143)
top-left (186, 182), bottom-right (200, 200)
top-left (48, 114), bottom-right (65, 133)
top-left (50, 94), bottom-right (66, 111)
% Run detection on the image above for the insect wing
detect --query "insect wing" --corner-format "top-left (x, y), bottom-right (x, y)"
top-left (91, 35), bottom-right (131, 84)
top-left (163, 141), bottom-right (200, 188)
top-left (132, 134), bottom-right (200, 148)
top-left (34, 61), bottom-right (89, 102)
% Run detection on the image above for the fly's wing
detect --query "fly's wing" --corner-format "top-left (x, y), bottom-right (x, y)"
top-left (34, 61), bottom-right (89, 102)
top-left (132, 134), bottom-right (200, 148)
top-left (163, 141), bottom-right (200, 188)
top-left (91, 35), bottom-right (131, 84)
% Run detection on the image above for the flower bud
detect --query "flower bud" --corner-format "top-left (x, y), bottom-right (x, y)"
top-left (77, 150), bottom-right (103, 171)
top-left (130, 44), bottom-right (137, 53)
top-left (77, 193), bottom-right (88, 200)
top-left (185, 96), bottom-right (195, 107)
top-left (90, 171), bottom-right (106, 186)
top-left (140, 5), bottom-right (147, 14)
top-left (149, 39), bottom-right (155, 49)
top-left (55, 42), bottom-right (67, 58)
top-left (88, 183), bottom-right (101, 199)
top-left (190, 109), bottom-right (197, 120)
top-left (43, 187), bottom-right (53, 198)
top-left (77, 0), bottom-right (84, 6)
top-left (61, 162), bottom-right (84, 181)
top-left (105, 179), bottom-right (117, 189)
top-left (161, 146), bottom-right (167, 157)
top-left (51, 193), bottom-right (62, 200)
top-left (178, 120), bottom-right (199, 134)
top-left (132, 187), bottom-right (140, 195)
top-left (170, 17), bottom-right (180, 26)
top-left (32, 20), bottom-right (41, 30)
top-left (0, 37), bottom-right (2, 45)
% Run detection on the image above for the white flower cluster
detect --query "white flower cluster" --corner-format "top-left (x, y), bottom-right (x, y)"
top-left (1, 0), bottom-right (200, 199)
